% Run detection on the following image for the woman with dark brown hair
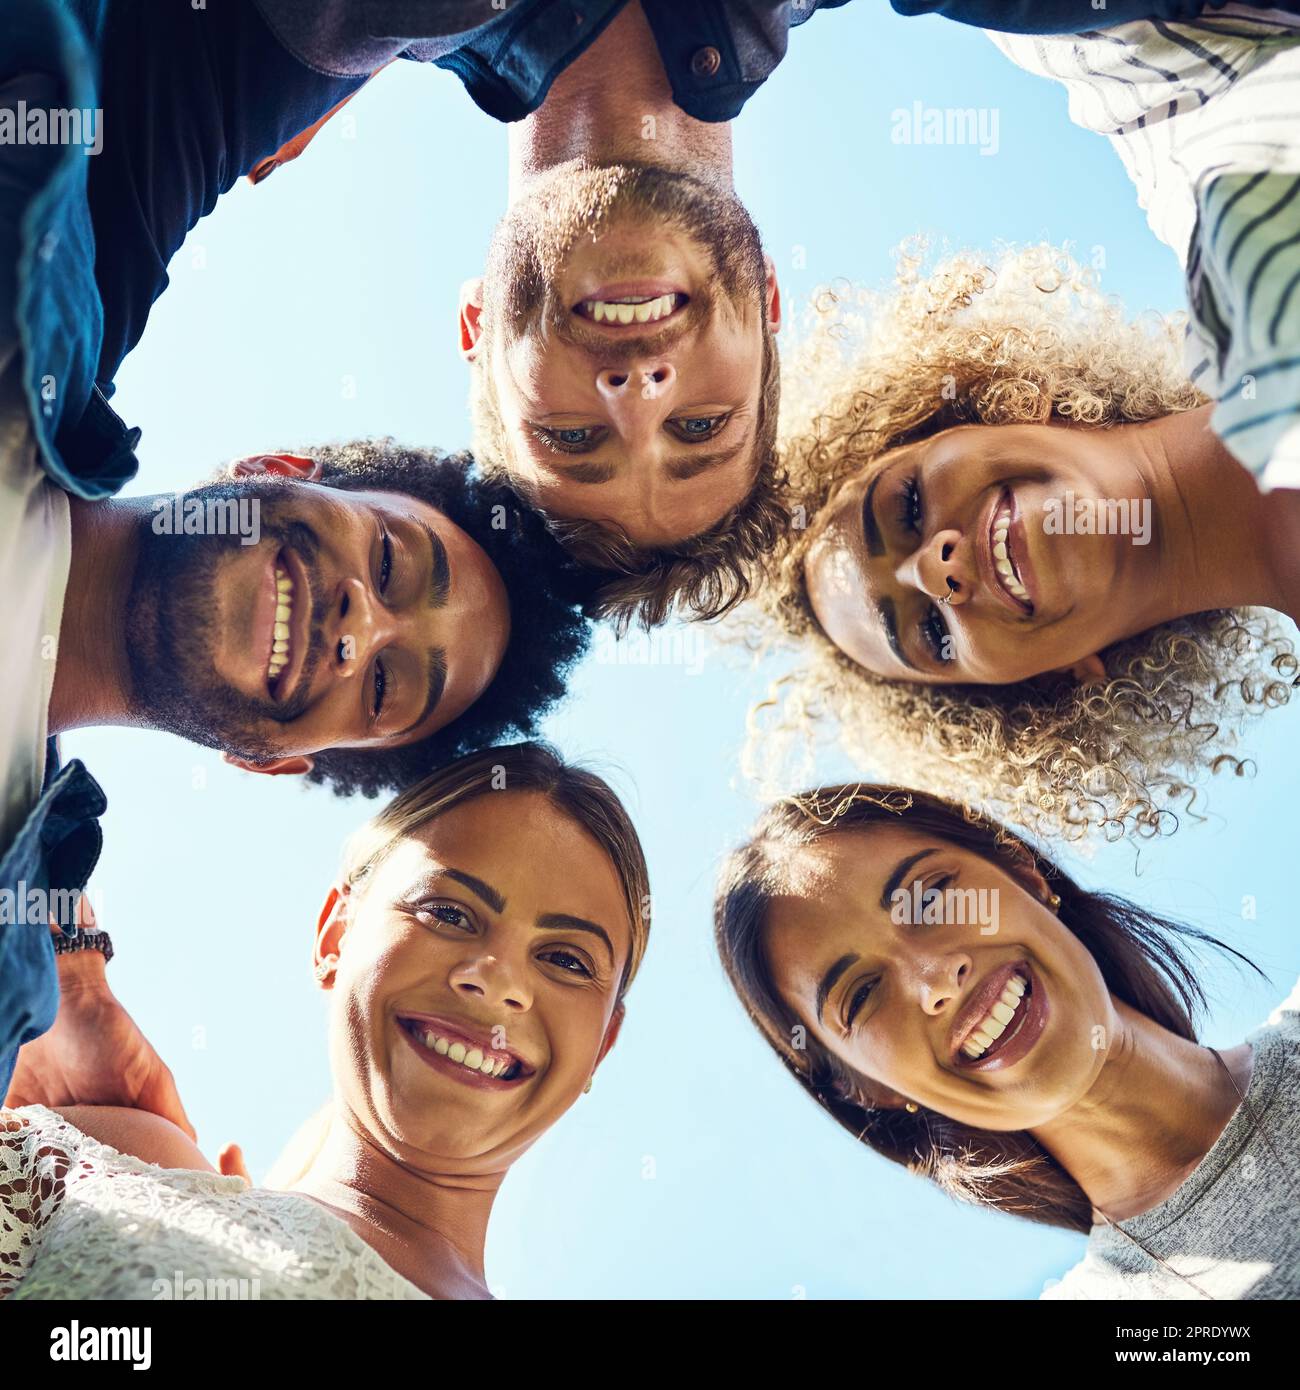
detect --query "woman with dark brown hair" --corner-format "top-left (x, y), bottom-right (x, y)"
top-left (714, 784), bottom-right (1300, 1299)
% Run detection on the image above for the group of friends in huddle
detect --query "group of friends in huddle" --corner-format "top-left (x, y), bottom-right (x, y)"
top-left (2, 0), bottom-right (1299, 1301)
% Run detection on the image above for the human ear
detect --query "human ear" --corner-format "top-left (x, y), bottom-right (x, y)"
top-left (222, 752), bottom-right (315, 778)
top-left (228, 453), bottom-right (323, 482)
top-left (459, 277), bottom-right (486, 362)
top-left (313, 882), bottom-right (350, 991)
top-left (763, 253), bottom-right (782, 336)
top-left (592, 1001), bottom-right (625, 1072)
top-left (1048, 652), bottom-right (1107, 686)
top-left (994, 841), bottom-right (1055, 910)
top-left (841, 1074), bottom-right (912, 1112)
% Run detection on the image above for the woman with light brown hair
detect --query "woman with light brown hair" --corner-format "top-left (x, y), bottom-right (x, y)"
top-left (1, 742), bottom-right (650, 1300)
top-left (750, 243), bottom-right (1299, 841)
top-left (714, 782), bottom-right (1300, 1300)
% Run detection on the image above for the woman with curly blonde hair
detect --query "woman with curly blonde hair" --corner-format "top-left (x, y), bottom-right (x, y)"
top-left (753, 243), bottom-right (1299, 842)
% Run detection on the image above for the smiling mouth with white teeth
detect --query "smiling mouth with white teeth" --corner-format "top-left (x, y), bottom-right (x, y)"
top-left (397, 1016), bottom-right (528, 1082)
top-left (575, 292), bottom-right (685, 325)
top-left (989, 493), bottom-right (1032, 610)
top-left (958, 971), bottom-right (1029, 1061)
top-left (266, 560), bottom-right (295, 692)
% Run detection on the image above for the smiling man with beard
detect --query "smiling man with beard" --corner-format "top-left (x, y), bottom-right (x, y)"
top-left (456, 5), bottom-right (791, 631)
top-left (461, 149), bottom-right (784, 631)
top-left (0, 438), bottom-right (592, 1109)
top-left (54, 447), bottom-right (590, 792)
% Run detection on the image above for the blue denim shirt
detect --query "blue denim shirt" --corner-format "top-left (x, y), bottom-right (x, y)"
top-left (433, 0), bottom-right (853, 124)
top-left (253, 0), bottom-right (854, 121)
top-left (5, 0), bottom-right (142, 503)
top-left (0, 744), bottom-right (107, 1096)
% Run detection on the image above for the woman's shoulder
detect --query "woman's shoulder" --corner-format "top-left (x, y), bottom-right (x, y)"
top-left (1246, 973), bottom-right (1300, 1075)
top-left (1261, 974), bottom-right (1300, 1032)
top-left (50, 1105), bottom-right (216, 1175)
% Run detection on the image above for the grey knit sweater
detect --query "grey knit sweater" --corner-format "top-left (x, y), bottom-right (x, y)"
top-left (1044, 978), bottom-right (1300, 1300)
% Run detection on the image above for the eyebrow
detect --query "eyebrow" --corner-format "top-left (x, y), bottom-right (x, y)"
top-left (876, 596), bottom-right (920, 674)
top-left (546, 435), bottom-right (750, 488)
top-left (537, 912), bottom-right (615, 964)
top-left (880, 849), bottom-right (938, 910)
top-left (666, 438), bottom-right (748, 483)
top-left (443, 867), bottom-right (505, 913)
top-left (553, 459), bottom-right (617, 486)
top-left (396, 646), bottom-right (448, 739)
top-left (417, 520), bottom-right (451, 608)
top-left (816, 952), bottom-right (858, 1023)
top-left (428, 873), bottom-right (616, 963)
top-left (862, 471), bottom-right (886, 557)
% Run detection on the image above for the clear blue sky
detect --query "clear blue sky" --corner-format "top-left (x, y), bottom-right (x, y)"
top-left (66, 5), bottom-right (1300, 1299)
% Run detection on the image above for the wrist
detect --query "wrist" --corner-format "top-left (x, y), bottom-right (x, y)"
top-left (55, 946), bottom-right (109, 994)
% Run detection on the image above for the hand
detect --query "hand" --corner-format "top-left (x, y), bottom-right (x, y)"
top-left (3, 920), bottom-right (195, 1140)
top-left (218, 1143), bottom-right (251, 1184)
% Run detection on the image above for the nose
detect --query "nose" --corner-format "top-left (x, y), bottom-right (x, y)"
top-left (448, 953), bottom-right (531, 1012)
top-left (331, 577), bottom-right (398, 676)
top-left (898, 527), bottom-right (969, 608)
top-left (913, 951), bottom-right (972, 1016)
top-left (595, 361), bottom-right (676, 431)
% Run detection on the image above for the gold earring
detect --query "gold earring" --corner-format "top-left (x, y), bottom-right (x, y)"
top-left (905, 1101), bottom-right (919, 1114)
top-left (583, 1077), bottom-right (592, 1094)
top-left (1048, 893), bottom-right (1061, 910)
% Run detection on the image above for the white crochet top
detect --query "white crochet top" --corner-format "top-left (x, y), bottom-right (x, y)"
top-left (0, 1105), bottom-right (430, 1300)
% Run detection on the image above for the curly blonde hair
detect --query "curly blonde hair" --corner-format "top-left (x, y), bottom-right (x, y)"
top-left (745, 242), bottom-right (1297, 842)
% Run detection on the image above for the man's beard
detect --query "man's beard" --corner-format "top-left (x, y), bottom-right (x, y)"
top-left (481, 161), bottom-right (767, 342)
top-left (123, 479), bottom-right (326, 762)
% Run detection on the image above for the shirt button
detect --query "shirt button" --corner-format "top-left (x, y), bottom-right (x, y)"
top-left (690, 46), bottom-right (721, 78)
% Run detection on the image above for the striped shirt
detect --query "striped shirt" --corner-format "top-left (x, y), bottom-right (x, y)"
top-left (988, 8), bottom-right (1300, 490)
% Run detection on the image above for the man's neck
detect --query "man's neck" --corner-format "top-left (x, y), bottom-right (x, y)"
top-left (292, 1112), bottom-right (502, 1300)
top-left (1032, 999), bottom-right (1253, 1222)
top-left (507, 1), bottom-right (733, 200)
top-left (48, 496), bottom-right (144, 735)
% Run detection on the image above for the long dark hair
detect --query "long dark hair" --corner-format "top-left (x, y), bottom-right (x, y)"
top-left (713, 784), bottom-right (1263, 1232)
